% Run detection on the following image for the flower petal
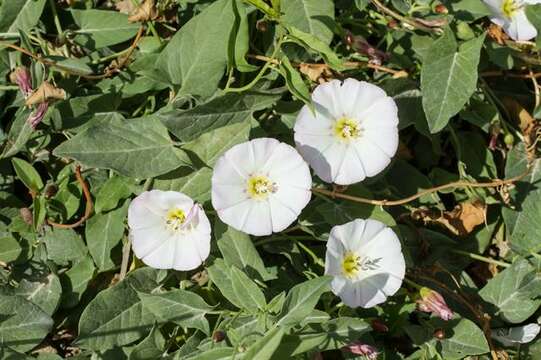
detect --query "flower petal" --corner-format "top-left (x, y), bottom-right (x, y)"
top-left (359, 97), bottom-right (399, 129)
top-left (340, 79), bottom-right (387, 117)
top-left (312, 79), bottom-right (343, 118)
top-left (354, 139), bottom-right (392, 177)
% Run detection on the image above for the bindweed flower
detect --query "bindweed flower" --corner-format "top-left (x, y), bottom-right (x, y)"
top-left (211, 138), bottom-right (312, 236)
top-left (324, 219), bottom-right (405, 308)
top-left (10, 67), bottom-right (33, 98)
top-left (342, 341), bottom-right (378, 359)
top-left (128, 190), bottom-right (211, 271)
top-left (294, 79), bottom-right (399, 185)
top-left (492, 323), bottom-right (540, 346)
top-left (27, 102), bottom-right (49, 129)
top-left (416, 287), bottom-right (453, 321)
top-left (484, 0), bottom-right (541, 41)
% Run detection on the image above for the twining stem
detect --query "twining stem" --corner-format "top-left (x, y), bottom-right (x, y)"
top-left (247, 54), bottom-right (405, 77)
top-left (403, 277), bottom-right (424, 290)
top-left (0, 26), bottom-right (144, 79)
top-left (48, 0), bottom-right (64, 36)
top-left (47, 165), bottom-right (93, 229)
top-left (370, 0), bottom-right (440, 33)
top-left (254, 235), bottom-right (325, 247)
top-left (225, 37), bottom-right (284, 93)
top-left (312, 166), bottom-right (531, 207)
top-left (452, 249), bottom-right (511, 268)
top-left (119, 236), bottom-right (131, 281)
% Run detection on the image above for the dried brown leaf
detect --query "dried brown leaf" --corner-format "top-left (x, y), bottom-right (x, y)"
top-left (488, 23), bottom-right (508, 45)
top-left (299, 63), bottom-right (333, 83)
top-left (128, 0), bottom-right (158, 23)
top-left (25, 81), bottom-right (66, 107)
top-left (115, 0), bottom-right (136, 14)
top-left (411, 200), bottom-right (486, 236)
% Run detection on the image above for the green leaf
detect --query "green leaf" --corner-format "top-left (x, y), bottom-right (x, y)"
top-left (273, 317), bottom-right (371, 357)
top-left (207, 258), bottom-right (243, 308)
top-left (85, 202), bottom-right (128, 272)
top-left (94, 176), bottom-right (133, 214)
top-left (421, 30), bottom-right (485, 133)
top-left (43, 227), bottom-right (88, 266)
top-left (10, 271), bottom-right (62, 316)
top-left (479, 258), bottom-right (541, 323)
top-left (53, 116), bottom-right (190, 178)
top-left (32, 194), bottom-right (46, 230)
top-left (183, 121), bottom-right (250, 167)
top-left (242, 326), bottom-right (285, 360)
top-left (0, 108), bottom-right (34, 159)
top-left (229, 0), bottom-right (257, 72)
top-left (153, 167), bottom-right (213, 204)
top-left (180, 348), bottom-right (235, 360)
top-left (502, 145), bottom-right (541, 254)
top-left (139, 289), bottom-right (213, 335)
top-left (0, 0), bottom-right (46, 33)
top-left (277, 276), bottom-right (331, 326)
top-left (77, 268), bottom-right (161, 350)
top-left (279, 56), bottom-right (312, 105)
top-left (60, 255), bottom-right (95, 308)
top-left (526, 4), bottom-right (541, 48)
top-left (281, 0), bottom-right (335, 45)
top-left (230, 266), bottom-right (266, 312)
top-left (458, 131), bottom-right (497, 178)
top-left (11, 157), bottom-right (43, 191)
top-left (156, 0), bottom-right (237, 97)
top-left (70, 9), bottom-right (140, 49)
top-left (215, 221), bottom-right (273, 281)
top-left (0, 294), bottom-right (53, 352)
top-left (129, 324), bottom-right (166, 360)
top-left (286, 26), bottom-right (344, 70)
top-left (0, 234), bottom-right (30, 263)
top-left (158, 92), bottom-right (280, 142)
top-left (438, 318), bottom-right (489, 359)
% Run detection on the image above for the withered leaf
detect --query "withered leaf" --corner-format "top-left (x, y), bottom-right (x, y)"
top-left (411, 200), bottom-right (486, 236)
top-left (299, 63), bottom-right (333, 83)
top-left (128, 0), bottom-right (158, 23)
top-left (25, 81), bottom-right (66, 107)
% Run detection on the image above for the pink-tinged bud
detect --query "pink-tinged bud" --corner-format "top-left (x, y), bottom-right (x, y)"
top-left (416, 287), bottom-right (453, 321)
top-left (342, 342), bottom-right (378, 359)
top-left (10, 67), bottom-right (33, 98)
top-left (27, 102), bottom-right (49, 129)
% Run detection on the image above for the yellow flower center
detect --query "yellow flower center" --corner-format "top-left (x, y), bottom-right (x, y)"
top-left (166, 208), bottom-right (186, 231)
top-left (502, 0), bottom-right (520, 18)
top-left (247, 175), bottom-right (277, 200)
top-left (342, 251), bottom-right (361, 278)
top-left (334, 117), bottom-right (361, 142)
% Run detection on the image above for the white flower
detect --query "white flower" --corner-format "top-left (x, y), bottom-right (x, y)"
top-left (211, 138), bottom-right (312, 236)
top-left (128, 190), bottom-right (211, 271)
top-left (294, 79), bottom-right (399, 185)
top-left (484, 0), bottom-right (541, 41)
top-left (492, 323), bottom-right (540, 346)
top-left (324, 219), bottom-right (405, 308)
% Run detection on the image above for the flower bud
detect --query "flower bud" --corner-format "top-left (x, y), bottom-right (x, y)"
top-left (434, 4), bottom-right (448, 14)
top-left (10, 67), bottom-right (33, 98)
top-left (387, 19), bottom-right (398, 29)
top-left (371, 319), bottom-right (389, 333)
top-left (504, 133), bottom-right (514, 146)
top-left (342, 342), bottom-right (378, 359)
top-left (433, 328), bottom-right (445, 339)
top-left (416, 287), bottom-right (453, 321)
top-left (27, 102), bottom-right (49, 129)
top-left (20, 208), bottom-right (33, 225)
top-left (212, 330), bottom-right (226, 342)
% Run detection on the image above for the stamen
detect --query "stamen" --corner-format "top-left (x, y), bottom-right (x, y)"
top-left (247, 175), bottom-right (278, 200)
top-left (334, 117), bottom-right (361, 142)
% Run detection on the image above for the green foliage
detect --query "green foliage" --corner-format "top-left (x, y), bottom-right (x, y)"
top-left (1, 0), bottom-right (541, 358)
